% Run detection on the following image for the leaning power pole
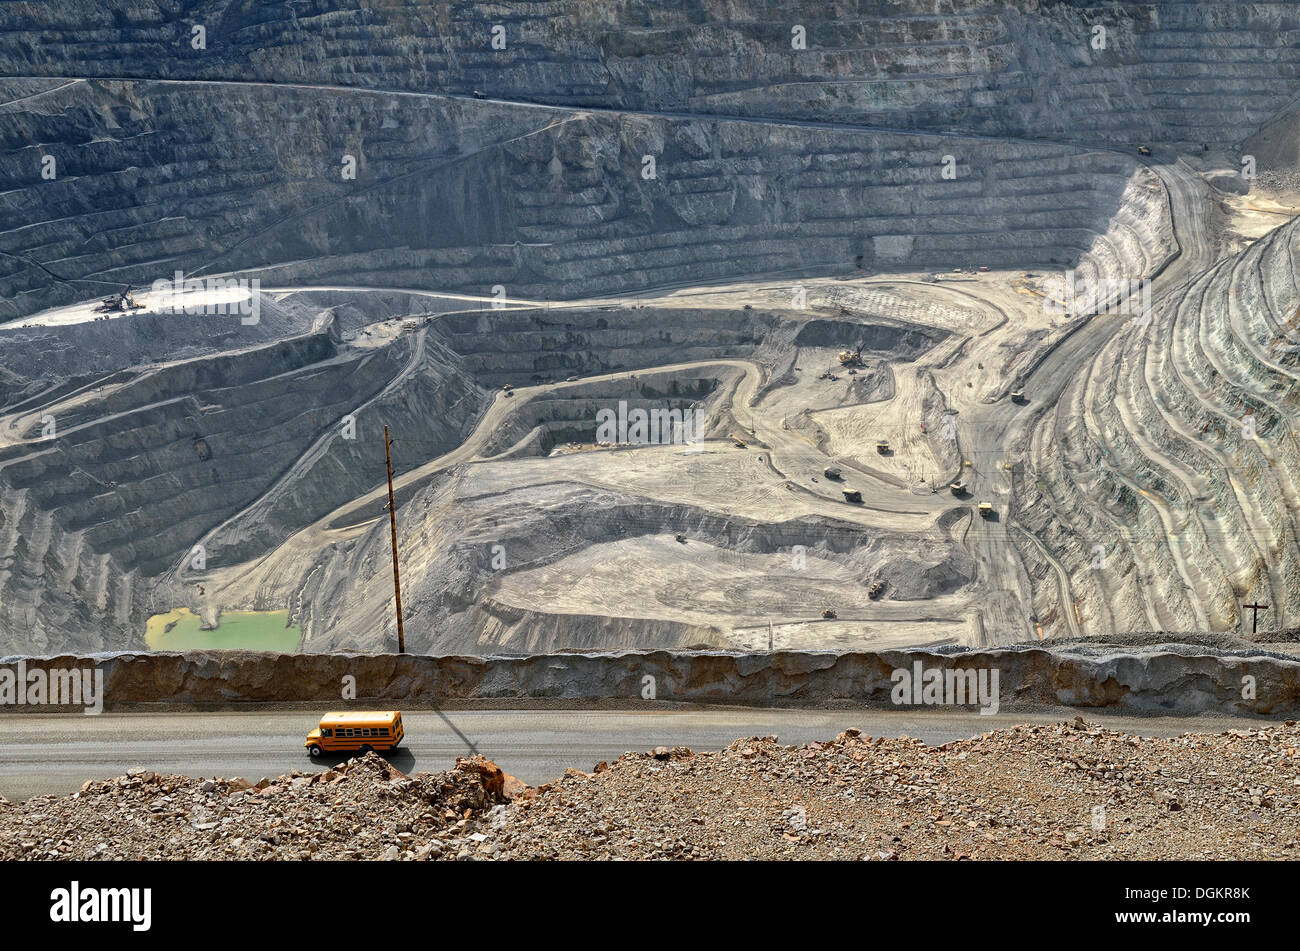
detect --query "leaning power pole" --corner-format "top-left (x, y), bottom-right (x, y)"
top-left (384, 425), bottom-right (405, 653)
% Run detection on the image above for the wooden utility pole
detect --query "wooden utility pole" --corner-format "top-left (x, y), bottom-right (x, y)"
top-left (384, 425), bottom-right (405, 653)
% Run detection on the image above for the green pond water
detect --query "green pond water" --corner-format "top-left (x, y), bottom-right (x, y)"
top-left (145, 608), bottom-right (301, 652)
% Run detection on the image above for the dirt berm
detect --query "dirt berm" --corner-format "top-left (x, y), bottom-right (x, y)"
top-left (3, 649), bottom-right (1296, 717)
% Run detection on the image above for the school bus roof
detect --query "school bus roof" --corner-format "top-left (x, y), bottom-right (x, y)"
top-left (319, 711), bottom-right (401, 724)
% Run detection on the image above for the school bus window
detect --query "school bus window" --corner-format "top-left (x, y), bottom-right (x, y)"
top-left (306, 711), bottom-right (404, 758)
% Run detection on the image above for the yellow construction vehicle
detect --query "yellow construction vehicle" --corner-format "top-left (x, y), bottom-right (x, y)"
top-left (876, 440), bottom-right (890, 454)
top-left (978, 501), bottom-right (993, 518)
top-left (838, 346), bottom-right (864, 367)
top-left (94, 285), bottom-right (145, 314)
top-left (731, 435), bottom-right (748, 448)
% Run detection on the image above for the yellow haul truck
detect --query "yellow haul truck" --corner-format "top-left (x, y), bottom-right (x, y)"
top-left (305, 711), bottom-right (404, 758)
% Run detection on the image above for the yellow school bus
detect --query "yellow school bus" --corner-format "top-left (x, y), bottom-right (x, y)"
top-left (304, 711), bottom-right (404, 758)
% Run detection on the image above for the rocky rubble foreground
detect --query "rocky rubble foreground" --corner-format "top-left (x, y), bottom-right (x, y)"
top-left (3, 720), bottom-right (1299, 860)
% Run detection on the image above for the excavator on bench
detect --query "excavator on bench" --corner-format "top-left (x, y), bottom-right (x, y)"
top-left (94, 285), bottom-right (146, 315)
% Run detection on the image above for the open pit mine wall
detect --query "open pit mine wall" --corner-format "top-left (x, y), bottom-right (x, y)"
top-left (1016, 213), bottom-right (1300, 638)
top-left (4, 649), bottom-right (1297, 718)
top-left (2, 1), bottom-right (1298, 149)
top-left (0, 75), bottom-right (1171, 321)
top-left (0, 313), bottom-right (486, 656)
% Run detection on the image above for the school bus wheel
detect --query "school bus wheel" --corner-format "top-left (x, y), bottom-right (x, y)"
top-left (307, 744), bottom-right (322, 758)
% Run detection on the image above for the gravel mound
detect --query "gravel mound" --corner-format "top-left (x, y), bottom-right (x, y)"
top-left (4, 721), bottom-right (1300, 860)
top-left (489, 722), bottom-right (1300, 860)
top-left (0, 752), bottom-right (517, 861)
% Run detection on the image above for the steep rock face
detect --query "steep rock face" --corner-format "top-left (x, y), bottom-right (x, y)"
top-left (433, 306), bottom-right (945, 388)
top-left (0, 295), bottom-right (316, 405)
top-left (0, 77), bottom-right (1168, 322)
top-left (1017, 215), bottom-right (1300, 636)
top-left (0, 295), bottom-right (320, 653)
top-left (191, 328), bottom-right (485, 571)
top-left (11, 648), bottom-right (1300, 717)
top-left (0, 309), bottom-right (487, 654)
top-left (1, 2), bottom-right (1297, 147)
